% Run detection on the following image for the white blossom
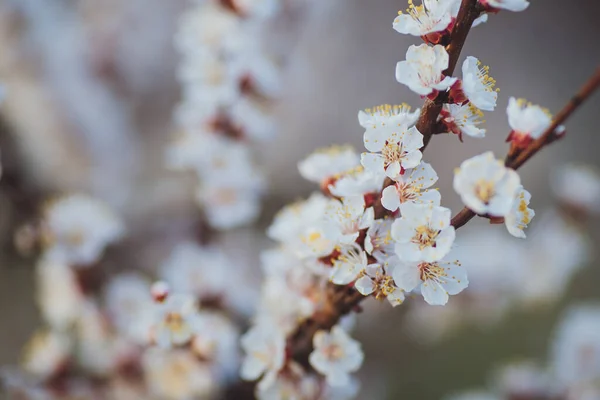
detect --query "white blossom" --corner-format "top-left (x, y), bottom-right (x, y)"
top-left (551, 305), bottom-right (600, 388)
top-left (240, 324), bottom-right (286, 391)
top-left (506, 97), bottom-right (552, 145)
top-left (309, 326), bottom-right (364, 387)
top-left (41, 194), bottom-right (125, 266)
top-left (391, 203), bottom-right (456, 262)
top-left (36, 260), bottom-right (83, 330)
top-left (354, 263), bottom-right (405, 306)
top-left (105, 273), bottom-right (154, 345)
top-left (361, 125), bottom-right (424, 180)
top-left (480, 0), bottom-right (529, 12)
top-left (453, 151), bottom-right (520, 216)
top-left (460, 56), bottom-right (498, 111)
top-left (160, 242), bottom-right (232, 302)
top-left (381, 162), bottom-right (440, 211)
top-left (551, 164), bottom-right (600, 213)
top-left (440, 103), bottom-right (486, 139)
top-left (395, 44), bottom-right (458, 96)
top-left (190, 312), bottom-right (240, 381)
top-left (358, 104), bottom-right (420, 130)
top-left (393, 0), bottom-right (457, 39)
top-left (22, 330), bottom-right (71, 380)
top-left (392, 258), bottom-right (468, 305)
top-left (330, 244), bottom-right (369, 285)
top-left (298, 145), bottom-right (360, 184)
top-left (505, 185), bottom-right (535, 238)
top-left (143, 348), bottom-right (216, 400)
top-left (323, 196), bottom-right (374, 245)
top-left (151, 294), bottom-right (201, 348)
top-left (328, 167), bottom-right (386, 198)
top-left (364, 218), bottom-right (395, 262)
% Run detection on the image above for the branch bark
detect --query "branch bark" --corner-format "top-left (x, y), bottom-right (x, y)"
top-left (450, 67), bottom-right (600, 229)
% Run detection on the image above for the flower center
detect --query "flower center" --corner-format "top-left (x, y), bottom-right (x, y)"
top-left (323, 344), bottom-right (344, 360)
top-left (382, 141), bottom-right (403, 165)
top-left (418, 262), bottom-right (445, 282)
top-left (374, 274), bottom-right (396, 300)
top-left (165, 312), bottom-right (185, 333)
top-left (474, 179), bottom-right (495, 204)
top-left (412, 225), bottom-right (439, 249)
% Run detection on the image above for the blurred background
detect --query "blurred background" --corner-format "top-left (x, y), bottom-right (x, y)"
top-left (0, 0), bottom-right (599, 398)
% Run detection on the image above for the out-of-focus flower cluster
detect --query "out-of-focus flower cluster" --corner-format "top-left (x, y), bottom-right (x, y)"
top-left (447, 304), bottom-right (600, 400)
top-left (3, 193), bottom-right (256, 399)
top-left (167, 0), bottom-right (282, 230)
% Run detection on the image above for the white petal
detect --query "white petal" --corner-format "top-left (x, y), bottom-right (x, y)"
top-left (381, 186), bottom-right (401, 212)
top-left (354, 276), bottom-right (375, 296)
top-left (361, 153), bottom-right (385, 174)
top-left (421, 280), bottom-right (449, 305)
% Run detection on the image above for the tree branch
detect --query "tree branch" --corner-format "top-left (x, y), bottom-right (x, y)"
top-left (450, 67), bottom-right (600, 229)
top-left (286, 0), bottom-right (483, 367)
top-left (419, 0), bottom-right (482, 150)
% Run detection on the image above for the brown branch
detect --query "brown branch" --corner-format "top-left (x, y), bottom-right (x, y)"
top-left (419, 0), bottom-right (482, 150)
top-left (507, 67), bottom-right (600, 170)
top-left (286, 0), bottom-right (483, 368)
top-left (451, 67), bottom-right (600, 229)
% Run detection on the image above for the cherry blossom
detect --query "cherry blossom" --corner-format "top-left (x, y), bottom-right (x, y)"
top-left (330, 244), bottom-right (369, 285)
top-left (298, 145), bottom-right (360, 185)
top-left (395, 44), bottom-right (458, 97)
top-left (479, 0), bottom-right (530, 12)
top-left (391, 203), bottom-right (456, 262)
top-left (323, 196), bottom-right (374, 245)
top-left (22, 330), bottom-right (71, 380)
top-left (504, 185), bottom-right (535, 238)
top-left (354, 263), bottom-right (405, 306)
top-left (393, 0), bottom-right (457, 42)
top-left (328, 167), bottom-right (386, 198)
top-left (309, 326), bottom-right (364, 387)
top-left (506, 97), bottom-right (552, 147)
top-left (392, 258), bottom-right (468, 305)
top-left (361, 125), bottom-right (424, 180)
top-left (143, 348), bottom-right (216, 400)
top-left (358, 104), bottom-right (420, 130)
top-left (151, 294), bottom-right (202, 348)
top-left (381, 162), bottom-right (440, 211)
top-left (458, 56), bottom-right (498, 111)
top-left (440, 103), bottom-right (487, 139)
top-left (240, 325), bottom-right (286, 391)
top-left (453, 151), bottom-right (520, 216)
top-left (41, 194), bottom-right (125, 266)
top-left (364, 218), bottom-right (395, 262)
top-left (551, 164), bottom-right (600, 213)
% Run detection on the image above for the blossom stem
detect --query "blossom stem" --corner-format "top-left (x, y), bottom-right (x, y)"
top-left (287, 284), bottom-right (363, 367)
top-left (507, 67), bottom-right (600, 170)
top-left (419, 0), bottom-right (482, 150)
top-left (451, 66), bottom-right (600, 229)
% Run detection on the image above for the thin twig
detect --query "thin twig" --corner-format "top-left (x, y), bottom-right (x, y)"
top-left (451, 67), bottom-right (600, 229)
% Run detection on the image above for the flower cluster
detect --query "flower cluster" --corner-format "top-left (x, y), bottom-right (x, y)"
top-left (167, 0), bottom-right (282, 229)
top-left (447, 304), bottom-right (600, 400)
top-left (405, 164), bottom-right (598, 342)
top-left (5, 194), bottom-right (252, 399)
top-left (241, 1), bottom-right (549, 397)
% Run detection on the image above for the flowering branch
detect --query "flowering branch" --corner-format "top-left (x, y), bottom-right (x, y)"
top-left (419, 0), bottom-right (483, 149)
top-left (450, 66), bottom-right (600, 230)
top-left (286, 0), bottom-right (484, 369)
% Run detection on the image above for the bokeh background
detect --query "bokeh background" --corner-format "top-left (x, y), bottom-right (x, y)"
top-left (0, 0), bottom-right (599, 398)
